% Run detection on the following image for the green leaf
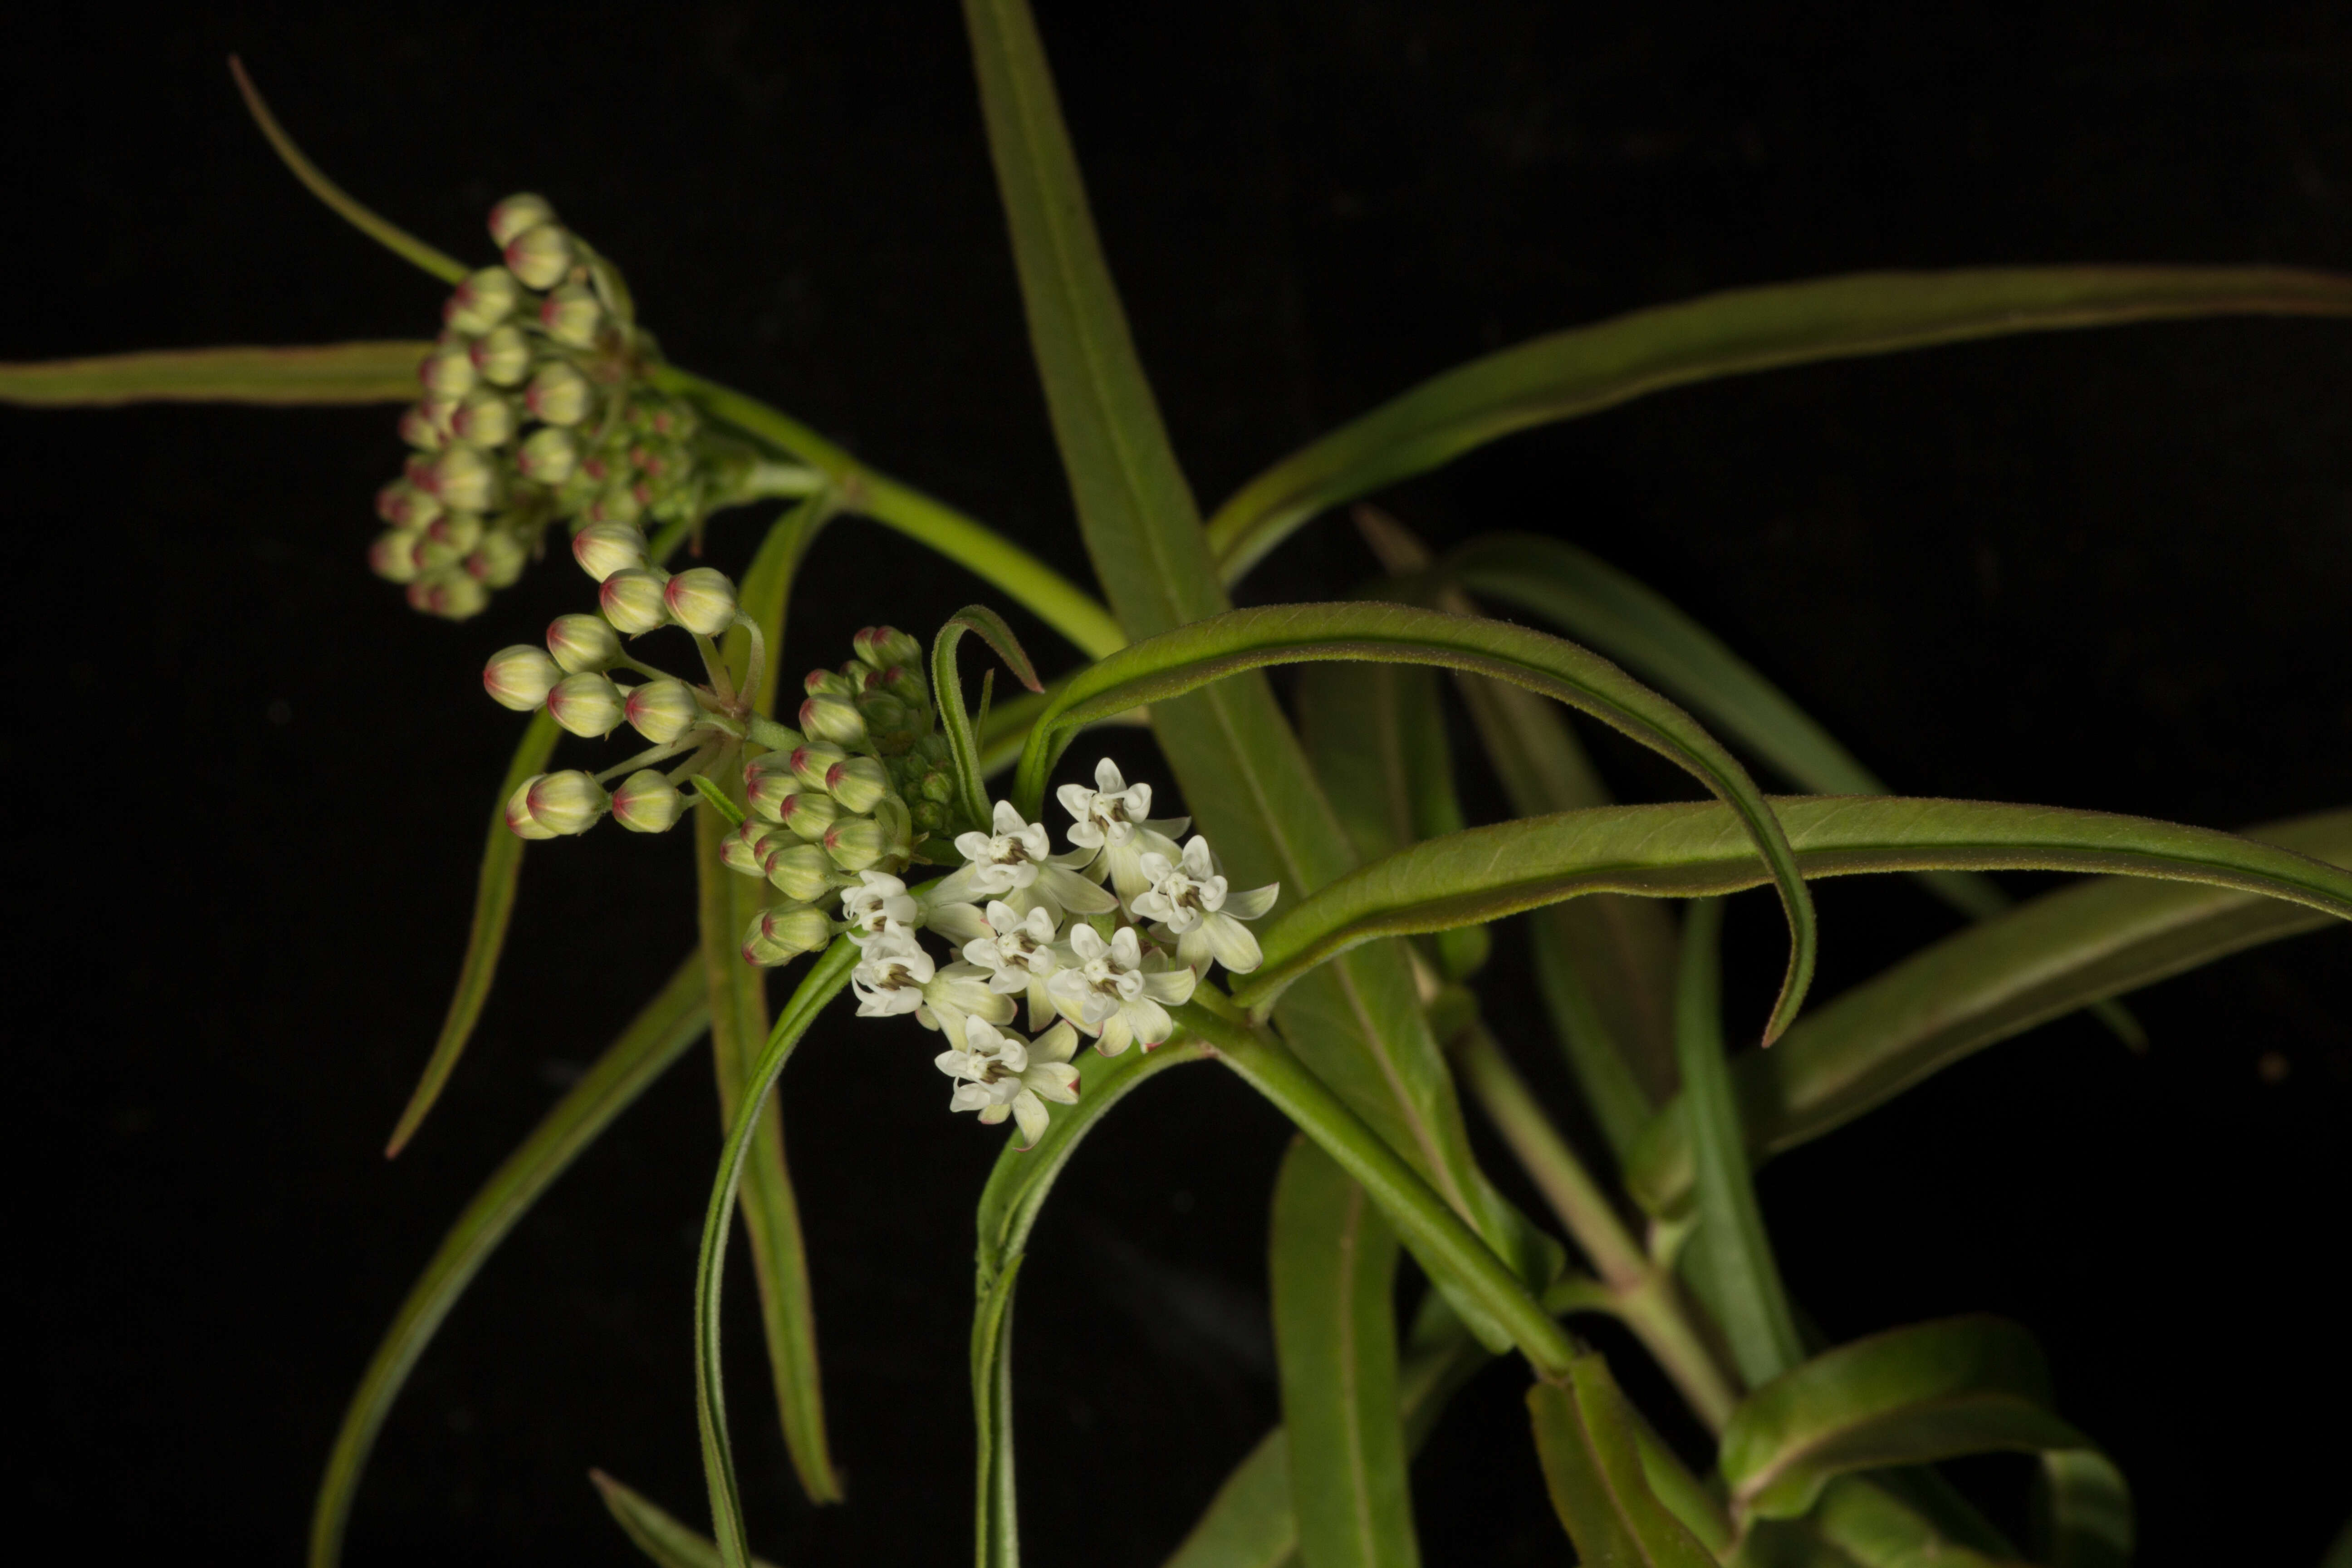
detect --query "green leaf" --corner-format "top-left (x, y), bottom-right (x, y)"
top-left (1205, 265), bottom-right (2352, 583)
top-left (2033, 1450), bottom-right (2134, 1568)
top-left (382, 710), bottom-right (561, 1156)
top-left (1625, 806), bottom-right (2352, 1215)
top-left (1527, 1352), bottom-right (1720, 1568)
top-left (695, 938), bottom-right (858, 1568)
top-left (1675, 899), bottom-right (1804, 1387)
top-left (229, 57), bottom-right (469, 284)
top-left (1014, 601), bottom-right (1817, 1043)
top-left (1237, 796), bottom-right (2352, 1014)
top-left (1735, 1477), bottom-right (2034, 1568)
top-left (936, 606), bottom-right (1047, 836)
top-left (309, 956), bottom-right (707, 1568)
top-left (590, 1470), bottom-right (783, 1568)
top-left (0, 341), bottom-right (431, 407)
top-left (731, 495), bottom-right (833, 712)
top-left (691, 774), bottom-right (747, 828)
top-left (1720, 1317), bottom-right (2105, 1527)
top-left (1269, 1137), bottom-right (1420, 1568)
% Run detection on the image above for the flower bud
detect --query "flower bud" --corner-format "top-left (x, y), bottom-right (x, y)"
top-left (428, 445), bottom-right (501, 512)
top-left (527, 769), bottom-right (608, 835)
top-left (470, 323), bottom-right (532, 387)
top-left (545, 672), bottom-right (627, 738)
top-left (484, 644), bottom-right (563, 710)
top-left (744, 762), bottom-right (796, 821)
top-left (799, 693), bottom-right (868, 748)
top-left (427, 510), bottom-right (484, 553)
top-left (489, 193), bottom-right (557, 247)
top-left (823, 814), bottom-right (888, 872)
top-left (526, 360), bottom-right (594, 426)
top-left (446, 266), bottom-right (522, 334)
top-left (825, 755), bottom-right (891, 814)
top-left (626, 679), bottom-right (703, 744)
top-left (774, 789), bottom-right (842, 843)
top-left (856, 692), bottom-right (918, 749)
top-left (408, 570), bottom-right (490, 620)
top-left (789, 743), bottom-right (847, 792)
top-left (854, 625), bottom-right (925, 670)
top-left (540, 284), bottom-right (604, 348)
top-left (505, 776), bottom-right (559, 840)
top-left (517, 426), bottom-right (581, 485)
top-left (369, 530), bottom-right (423, 583)
top-left (587, 481), bottom-right (644, 525)
top-left (413, 534), bottom-right (465, 573)
top-left (467, 530), bottom-right (529, 588)
top-left (398, 399), bottom-right (452, 451)
top-left (544, 612), bottom-right (619, 672)
top-left (720, 821), bottom-right (777, 876)
top-left (804, 667), bottom-right (858, 698)
top-left (450, 391), bottom-right (518, 448)
top-left (743, 903), bottom-right (830, 966)
top-left (763, 842), bottom-right (840, 902)
top-left (882, 665), bottom-right (929, 705)
top-left (599, 567), bottom-right (672, 636)
top-left (612, 770), bottom-right (686, 833)
top-left (505, 222), bottom-right (575, 290)
top-left (420, 342), bottom-right (479, 399)
top-left (571, 521), bottom-right (647, 582)
top-left (663, 567), bottom-right (739, 637)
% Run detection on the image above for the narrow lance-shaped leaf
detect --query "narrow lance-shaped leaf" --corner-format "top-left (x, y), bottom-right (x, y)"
top-left (2033, 1450), bottom-right (2134, 1568)
top-left (935, 605), bottom-right (1048, 837)
top-left (1625, 807), bottom-right (2352, 1215)
top-left (1527, 1352), bottom-right (1720, 1568)
top-left (1269, 1137), bottom-right (1420, 1568)
top-left (309, 955), bottom-right (708, 1568)
top-left (1206, 265), bottom-right (2352, 583)
top-left (590, 1470), bottom-right (783, 1568)
top-left (0, 341), bottom-right (431, 407)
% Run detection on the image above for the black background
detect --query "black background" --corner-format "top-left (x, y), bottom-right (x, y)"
top-left (7, 3), bottom-right (2349, 1564)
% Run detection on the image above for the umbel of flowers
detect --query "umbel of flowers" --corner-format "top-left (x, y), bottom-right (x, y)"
top-left (370, 192), bottom-right (708, 621)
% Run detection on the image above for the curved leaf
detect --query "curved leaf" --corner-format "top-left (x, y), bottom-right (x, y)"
top-left (310, 956), bottom-right (707, 1568)
top-left (1720, 1317), bottom-right (2103, 1526)
top-left (1016, 602), bottom-right (1817, 1041)
top-left (1236, 796), bottom-right (2352, 1013)
top-left (1735, 1477), bottom-right (2034, 1568)
top-left (2034, 1450), bottom-right (2134, 1568)
top-left (0, 341), bottom-right (431, 407)
top-left (590, 1470), bottom-right (782, 1568)
top-left (936, 606), bottom-right (1046, 837)
top-left (1627, 807), bottom-right (2352, 1214)
top-left (1528, 1352), bottom-right (1719, 1568)
top-left (1206, 265), bottom-right (2352, 583)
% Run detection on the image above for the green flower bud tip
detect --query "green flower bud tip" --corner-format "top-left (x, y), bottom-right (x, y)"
top-left (763, 903), bottom-right (833, 951)
top-left (409, 570), bottom-right (491, 621)
top-left (489, 193), bottom-right (557, 248)
top-left (540, 284), bottom-right (604, 349)
top-left (484, 644), bottom-right (563, 711)
top-left (467, 531), bottom-right (528, 588)
top-left (598, 566), bottom-right (671, 636)
top-left (470, 323), bottom-right (532, 387)
top-left (505, 222), bottom-right (576, 291)
top-left (420, 343), bottom-right (479, 399)
top-left (527, 769), bottom-right (608, 835)
top-left (854, 625), bottom-right (924, 669)
top-left (587, 481), bottom-right (645, 526)
top-left (526, 360), bottom-right (594, 427)
top-left (545, 671), bottom-right (627, 738)
top-left (413, 534), bottom-right (465, 573)
top-left (774, 788), bottom-right (841, 842)
top-left (427, 510), bottom-right (484, 552)
top-left (369, 529), bottom-right (422, 583)
top-left (625, 679), bottom-right (702, 744)
top-left (663, 567), bottom-right (739, 638)
top-left (719, 820), bottom-right (775, 876)
top-left (789, 742), bottom-right (847, 793)
top-left (825, 755), bottom-right (891, 814)
top-left (427, 446), bottom-right (501, 513)
top-left (398, 400), bottom-right (451, 452)
top-left (823, 814), bottom-right (887, 872)
top-left (745, 768), bottom-right (798, 823)
top-left (804, 667), bottom-right (857, 698)
top-left (571, 520), bottom-right (647, 582)
top-left (446, 266), bottom-right (523, 334)
top-left (375, 480), bottom-right (432, 528)
top-left (799, 691), bottom-right (868, 748)
top-left (545, 612), bottom-right (619, 673)
top-left (517, 426), bottom-right (580, 485)
top-left (505, 775), bottom-right (559, 840)
top-left (764, 842), bottom-right (840, 902)
top-left (612, 770), bottom-right (686, 833)
top-left (450, 391), bottom-right (518, 448)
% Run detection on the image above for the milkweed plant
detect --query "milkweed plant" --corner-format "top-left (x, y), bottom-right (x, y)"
top-left (9, 10), bottom-right (2350, 1568)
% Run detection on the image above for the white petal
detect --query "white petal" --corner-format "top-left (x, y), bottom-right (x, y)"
top-left (978, 1101), bottom-right (1011, 1125)
top-left (1123, 995), bottom-right (1173, 1049)
top-left (1176, 926), bottom-right (1213, 973)
top-left (1196, 873), bottom-right (1230, 912)
top-left (1010, 1090), bottom-right (1050, 1148)
top-left (1039, 863), bottom-right (1117, 914)
top-left (1141, 964), bottom-right (1197, 1004)
top-left (1137, 850), bottom-right (1175, 885)
top-left (1181, 836), bottom-right (1217, 878)
top-left (1092, 757), bottom-right (1125, 794)
top-left (924, 899), bottom-right (994, 946)
top-left (1107, 925), bottom-right (1142, 969)
top-left (1019, 906), bottom-right (1060, 944)
top-left (990, 800), bottom-right (1027, 834)
top-left (1024, 974), bottom-right (1057, 1033)
top-left (1063, 820), bottom-right (1106, 851)
top-left (954, 830), bottom-right (994, 863)
top-left (927, 865), bottom-right (985, 907)
top-left (1222, 882), bottom-right (1281, 920)
top-left (936, 1049), bottom-right (975, 1079)
top-left (1203, 913), bottom-right (1264, 974)
top-left (1024, 1061), bottom-right (1081, 1103)
top-left (1064, 923), bottom-right (1108, 962)
top-left (950, 1082), bottom-right (996, 1113)
top-left (1032, 1020), bottom-right (1081, 1065)
top-left (1094, 1013), bottom-right (1133, 1056)
top-left (1057, 781), bottom-right (1096, 822)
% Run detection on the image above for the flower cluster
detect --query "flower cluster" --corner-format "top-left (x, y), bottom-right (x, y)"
top-left (369, 191), bottom-right (706, 621)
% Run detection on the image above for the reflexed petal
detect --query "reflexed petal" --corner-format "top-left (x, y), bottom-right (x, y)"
top-left (1176, 926), bottom-right (1213, 973)
top-left (925, 899), bottom-right (994, 946)
top-left (1181, 836), bottom-right (1217, 878)
top-left (1024, 974), bottom-right (1057, 1032)
top-left (1222, 882), bottom-right (1281, 920)
top-left (1038, 862), bottom-right (1120, 914)
top-left (1141, 963), bottom-right (1196, 1004)
top-left (1064, 923), bottom-right (1109, 962)
top-left (1049, 843), bottom-right (1099, 868)
top-left (1092, 758), bottom-right (1127, 795)
top-left (1108, 926), bottom-right (1142, 967)
top-left (1025, 1061), bottom-right (1080, 1102)
top-left (1203, 913), bottom-right (1263, 974)
top-left (1141, 817), bottom-right (1190, 840)
top-left (990, 800), bottom-right (1028, 835)
top-left (1123, 995), bottom-right (1172, 1049)
top-left (1057, 781), bottom-right (1096, 822)
top-left (978, 1102), bottom-right (1011, 1125)
top-left (928, 865), bottom-right (985, 907)
top-left (1094, 1013), bottom-right (1134, 1056)
top-left (1137, 850), bottom-right (1175, 885)
top-left (1033, 1021), bottom-right (1081, 1065)
top-left (1010, 1089), bottom-right (1050, 1148)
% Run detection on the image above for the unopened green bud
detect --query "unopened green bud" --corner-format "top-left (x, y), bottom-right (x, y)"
top-left (882, 665), bottom-right (930, 706)
top-left (545, 672), bottom-right (627, 738)
top-left (451, 391), bottom-right (519, 448)
top-left (398, 398), bottom-right (453, 451)
top-left (853, 625), bottom-right (924, 669)
top-left (505, 222), bottom-right (575, 290)
top-left (527, 769), bottom-right (608, 835)
top-left (720, 820), bottom-right (777, 876)
top-left (427, 510), bottom-right (484, 553)
top-left (526, 360), bottom-right (594, 426)
top-left (545, 612), bottom-right (620, 672)
top-left (599, 566), bottom-right (671, 635)
top-left (471, 323), bottom-right (532, 387)
top-left (774, 789), bottom-right (841, 842)
top-left (763, 842), bottom-right (839, 902)
top-left (742, 903), bottom-right (831, 966)
top-left (446, 266), bottom-right (522, 334)
top-left (612, 770), bottom-right (686, 833)
top-left (789, 743), bottom-right (847, 792)
top-left (804, 667), bottom-right (858, 698)
top-left (910, 798), bottom-right (947, 835)
top-left (369, 530), bottom-right (422, 583)
top-left (625, 679), bottom-right (702, 744)
top-left (571, 521), bottom-right (647, 582)
top-left (825, 755), bottom-right (891, 813)
top-left (407, 569), bottom-right (490, 620)
top-left (467, 530), bottom-right (528, 588)
top-left (375, 480), bottom-right (433, 529)
top-left (588, 481), bottom-right (644, 525)
top-left (917, 765), bottom-right (957, 805)
top-left (798, 692), bottom-right (867, 747)
top-left (422, 341), bottom-right (480, 399)
top-left (517, 426), bottom-right (580, 485)
top-left (413, 534), bottom-right (464, 573)
top-left (663, 567), bottom-right (738, 637)
top-left (745, 768), bottom-right (798, 822)
top-left (489, 193), bottom-right (558, 248)
top-left (429, 445), bottom-right (501, 512)
top-left (484, 644), bottom-right (562, 710)
top-left (505, 775), bottom-right (559, 840)
top-left (540, 284), bottom-right (604, 348)
top-left (822, 814), bottom-right (887, 872)
top-left (856, 692), bottom-right (918, 750)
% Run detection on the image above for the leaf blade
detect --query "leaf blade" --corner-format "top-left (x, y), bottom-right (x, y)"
top-left (590, 1470), bottom-right (783, 1568)
top-left (1527, 1353), bottom-right (1720, 1568)
top-left (0, 341), bottom-right (432, 407)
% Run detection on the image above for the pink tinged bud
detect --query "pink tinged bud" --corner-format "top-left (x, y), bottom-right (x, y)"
top-left (505, 222), bottom-right (575, 290)
top-left (505, 776), bottom-right (559, 840)
top-left (774, 789), bottom-right (842, 842)
top-left (587, 481), bottom-right (644, 525)
top-left (745, 768), bottom-right (799, 822)
top-left (611, 770), bottom-right (686, 833)
top-left (427, 510), bottom-right (484, 552)
top-left (764, 843), bottom-right (838, 902)
top-left (762, 903), bottom-right (833, 955)
top-left (799, 692), bottom-right (868, 747)
top-left (525, 360), bottom-right (594, 427)
top-left (527, 769), bottom-right (609, 835)
top-left (545, 612), bottom-right (621, 672)
top-left (720, 821), bottom-right (776, 876)
top-left (369, 529), bottom-right (424, 583)
top-left (420, 344), bottom-right (479, 399)
top-left (398, 400), bottom-right (451, 452)
top-left (545, 672), bottom-right (627, 738)
top-left (540, 284), bottom-right (604, 349)
top-left (467, 531), bottom-right (528, 588)
top-left (804, 667), bottom-right (857, 697)
top-left (599, 567), bottom-right (672, 636)
top-left (517, 426), bottom-right (580, 485)
top-left (825, 755), bottom-right (891, 813)
top-left (571, 521), bottom-right (647, 582)
top-left (483, 645), bottom-right (563, 711)
top-left (488, 192), bottom-right (557, 248)
top-left (445, 266), bottom-right (523, 334)
top-left (663, 567), bottom-right (739, 637)
top-left (625, 679), bottom-right (702, 744)
top-left (407, 569), bottom-right (491, 621)
top-left (853, 625), bottom-right (925, 669)
top-left (450, 391), bottom-right (518, 448)
top-left (789, 743), bottom-right (847, 792)
top-left (470, 323), bottom-right (532, 387)
top-left (428, 446), bottom-right (501, 513)
top-left (412, 535), bottom-right (465, 573)
top-left (822, 814), bottom-right (888, 872)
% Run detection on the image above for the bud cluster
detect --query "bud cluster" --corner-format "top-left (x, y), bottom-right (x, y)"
top-left (370, 191), bottom-right (706, 619)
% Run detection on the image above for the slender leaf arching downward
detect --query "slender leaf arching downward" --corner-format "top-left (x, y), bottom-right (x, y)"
top-left (1206, 266), bottom-right (2352, 583)
top-left (1015, 602), bottom-right (1818, 1042)
top-left (0, 342), bottom-right (432, 407)
top-left (591, 1470), bottom-right (783, 1568)
top-left (310, 955), bottom-right (708, 1568)
top-left (1527, 1353), bottom-right (1720, 1568)
top-left (935, 606), bottom-right (1048, 836)
top-left (2034, 1450), bottom-right (2134, 1568)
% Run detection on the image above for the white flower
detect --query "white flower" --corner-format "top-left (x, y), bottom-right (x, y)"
top-left (936, 1018), bottom-right (1082, 1148)
top-left (1046, 923), bottom-right (1196, 1055)
top-left (850, 929), bottom-right (934, 1017)
top-left (1132, 835), bottom-right (1279, 975)
top-left (962, 900), bottom-right (1064, 1031)
top-left (1057, 758), bottom-right (1189, 902)
top-left (934, 800), bottom-right (1119, 920)
top-left (841, 871), bottom-right (920, 945)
